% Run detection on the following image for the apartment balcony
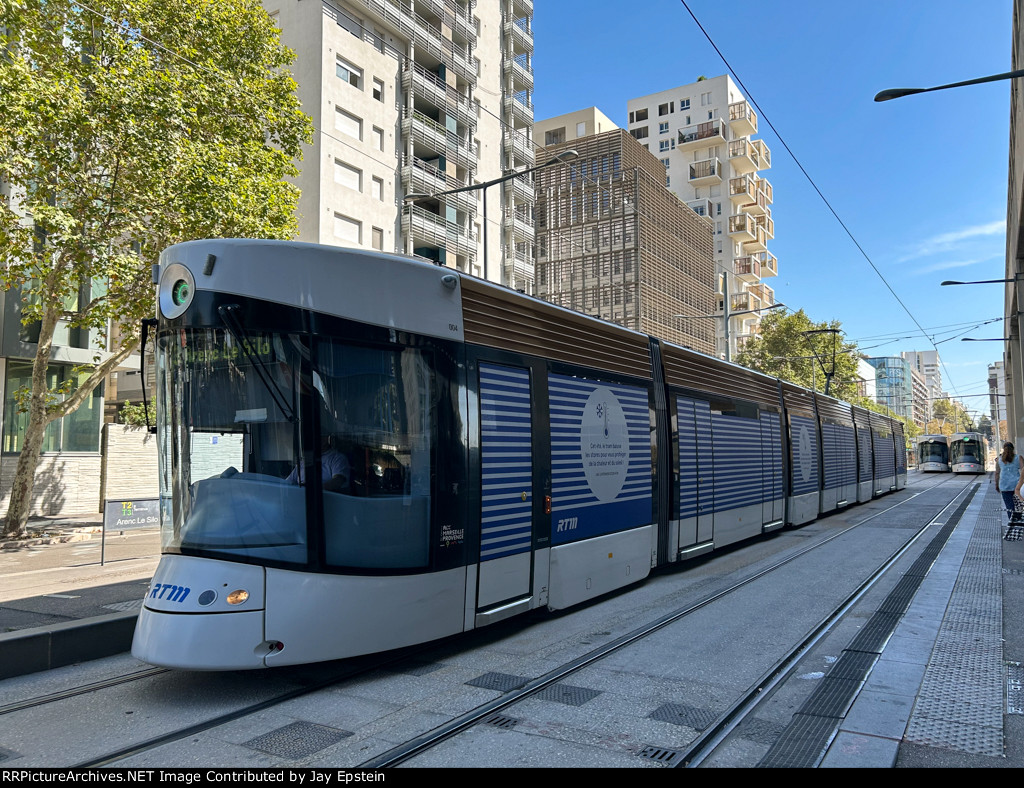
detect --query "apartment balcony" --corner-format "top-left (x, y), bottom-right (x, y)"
top-left (728, 100), bottom-right (758, 136)
top-left (504, 93), bottom-right (534, 127)
top-left (401, 156), bottom-right (476, 214)
top-left (403, 203), bottom-right (478, 258)
top-left (503, 249), bottom-right (535, 288)
top-left (505, 55), bottom-right (533, 92)
top-left (353, 0), bottom-right (417, 45)
top-left (729, 174), bottom-right (758, 205)
top-left (511, 0), bottom-right (534, 16)
top-left (730, 291), bottom-right (762, 314)
top-left (688, 157), bottom-right (722, 186)
top-left (504, 16), bottom-right (534, 53)
top-left (687, 198), bottom-right (715, 220)
top-left (759, 177), bottom-right (773, 204)
top-left (504, 171), bottom-right (535, 204)
top-left (402, 61), bottom-right (477, 129)
top-left (504, 208), bottom-right (534, 243)
top-left (443, 0), bottom-right (477, 44)
top-left (677, 118), bottom-right (728, 151)
top-left (728, 213), bottom-right (756, 242)
top-left (503, 128), bottom-right (535, 167)
top-left (757, 250), bottom-right (778, 277)
top-left (742, 224), bottom-right (768, 253)
top-left (755, 212), bottom-right (774, 241)
top-left (409, 9), bottom-right (475, 83)
top-left (728, 139), bottom-right (759, 175)
top-left (403, 109), bottom-right (478, 170)
top-left (733, 255), bottom-right (761, 284)
top-left (749, 282), bottom-right (774, 305)
top-left (753, 138), bottom-right (771, 170)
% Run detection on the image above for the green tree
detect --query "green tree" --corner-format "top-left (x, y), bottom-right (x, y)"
top-left (734, 309), bottom-right (862, 401)
top-left (0, 0), bottom-right (313, 536)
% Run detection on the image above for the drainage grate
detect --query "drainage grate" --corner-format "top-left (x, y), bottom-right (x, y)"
top-left (1008, 662), bottom-right (1024, 715)
top-left (649, 702), bottom-right (719, 731)
top-left (637, 745), bottom-right (679, 764)
top-left (534, 682), bottom-right (602, 707)
top-left (483, 713), bottom-right (518, 729)
top-left (737, 717), bottom-right (787, 746)
top-left (244, 721), bottom-right (353, 759)
top-left (465, 672), bottom-right (530, 692)
top-left (103, 599), bottom-right (144, 613)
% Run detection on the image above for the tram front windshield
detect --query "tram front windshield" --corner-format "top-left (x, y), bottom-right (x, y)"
top-left (952, 439), bottom-right (983, 465)
top-left (157, 329), bottom-right (434, 569)
top-left (919, 442), bottom-right (948, 465)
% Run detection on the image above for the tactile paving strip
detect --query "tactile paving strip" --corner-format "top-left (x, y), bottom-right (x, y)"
top-left (1007, 662), bottom-right (1023, 715)
top-left (904, 490), bottom-right (1004, 756)
top-left (244, 721), bottom-right (353, 759)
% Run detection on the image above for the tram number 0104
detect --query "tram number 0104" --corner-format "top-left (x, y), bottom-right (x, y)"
top-left (556, 517), bottom-right (579, 533)
top-left (149, 583), bottom-right (191, 603)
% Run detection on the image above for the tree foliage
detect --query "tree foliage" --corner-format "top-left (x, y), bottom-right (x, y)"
top-left (0, 0), bottom-right (313, 534)
top-left (734, 309), bottom-right (862, 401)
top-left (734, 309), bottom-right (918, 445)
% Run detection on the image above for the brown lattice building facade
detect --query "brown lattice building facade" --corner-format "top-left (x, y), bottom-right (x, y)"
top-left (533, 129), bottom-right (718, 357)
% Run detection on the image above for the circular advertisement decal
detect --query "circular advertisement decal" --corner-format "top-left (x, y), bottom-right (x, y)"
top-left (798, 425), bottom-right (813, 485)
top-left (581, 387), bottom-right (629, 502)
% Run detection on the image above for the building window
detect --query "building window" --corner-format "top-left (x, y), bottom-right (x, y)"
top-left (576, 121), bottom-right (586, 137)
top-left (545, 127), bottom-right (566, 145)
top-left (633, 107), bottom-right (648, 122)
top-left (372, 176), bottom-right (384, 201)
top-left (3, 362), bottom-right (103, 453)
top-left (335, 108), bottom-right (362, 141)
top-left (700, 91), bottom-right (712, 106)
top-left (373, 78), bottom-right (384, 102)
top-left (658, 101), bottom-right (673, 115)
top-left (372, 226), bottom-right (384, 250)
top-left (660, 158), bottom-right (670, 168)
top-left (333, 213), bottom-right (361, 245)
top-left (680, 98), bottom-right (690, 110)
top-left (629, 126), bottom-right (648, 140)
top-left (334, 159), bottom-right (362, 192)
top-left (659, 122), bottom-right (669, 134)
top-left (666, 175), bottom-right (670, 187)
top-left (336, 57), bottom-right (362, 89)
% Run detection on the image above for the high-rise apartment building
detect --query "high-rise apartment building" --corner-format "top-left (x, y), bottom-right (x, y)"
top-left (990, 361), bottom-right (1008, 441)
top-left (530, 117), bottom-right (717, 356)
top-left (866, 356), bottom-right (913, 422)
top-left (264, 0), bottom-right (534, 288)
top-left (902, 350), bottom-right (943, 422)
top-left (627, 75), bottom-right (776, 359)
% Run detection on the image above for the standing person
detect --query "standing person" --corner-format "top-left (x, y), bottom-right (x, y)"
top-left (995, 441), bottom-right (1024, 526)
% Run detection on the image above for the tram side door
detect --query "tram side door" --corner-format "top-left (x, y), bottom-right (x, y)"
top-left (475, 361), bottom-right (538, 621)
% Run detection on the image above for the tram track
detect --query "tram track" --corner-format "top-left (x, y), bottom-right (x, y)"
top-left (4, 474), bottom-right (970, 769)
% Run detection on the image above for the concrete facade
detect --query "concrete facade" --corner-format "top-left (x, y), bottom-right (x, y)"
top-left (265, 0), bottom-right (535, 289)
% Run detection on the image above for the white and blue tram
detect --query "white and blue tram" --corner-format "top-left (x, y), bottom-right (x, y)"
top-left (949, 432), bottom-right (987, 474)
top-left (132, 240), bottom-right (908, 670)
top-left (916, 434), bottom-right (951, 473)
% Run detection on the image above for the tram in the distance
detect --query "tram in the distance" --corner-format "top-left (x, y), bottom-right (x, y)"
top-left (916, 434), bottom-right (950, 473)
top-left (131, 240), bottom-right (907, 670)
top-left (949, 432), bottom-right (987, 474)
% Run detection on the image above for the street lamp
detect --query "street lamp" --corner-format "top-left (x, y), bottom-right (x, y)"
top-left (405, 149), bottom-right (579, 282)
top-left (673, 302), bottom-right (786, 363)
top-left (874, 69), bottom-right (1024, 102)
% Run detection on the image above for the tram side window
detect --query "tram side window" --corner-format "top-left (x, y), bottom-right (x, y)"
top-left (314, 339), bottom-right (434, 570)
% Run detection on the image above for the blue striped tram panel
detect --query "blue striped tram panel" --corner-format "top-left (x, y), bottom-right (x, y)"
top-left (676, 397), bottom-right (714, 547)
top-left (759, 411), bottom-right (784, 522)
top-left (789, 414), bottom-right (820, 496)
top-left (855, 424), bottom-right (874, 502)
top-left (821, 421), bottom-right (857, 511)
top-left (709, 413), bottom-right (764, 513)
top-left (548, 374), bottom-right (653, 545)
top-left (478, 363), bottom-right (533, 561)
top-left (874, 428), bottom-right (896, 490)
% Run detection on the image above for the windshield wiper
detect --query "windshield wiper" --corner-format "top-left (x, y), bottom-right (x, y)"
top-left (217, 304), bottom-right (296, 422)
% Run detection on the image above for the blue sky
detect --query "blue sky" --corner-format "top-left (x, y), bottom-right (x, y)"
top-left (531, 0), bottom-right (1012, 415)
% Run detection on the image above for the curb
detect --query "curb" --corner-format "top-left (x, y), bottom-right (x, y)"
top-left (0, 612), bottom-right (138, 681)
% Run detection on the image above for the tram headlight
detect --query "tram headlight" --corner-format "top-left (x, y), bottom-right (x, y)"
top-left (159, 262), bottom-right (196, 319)
top-left (226, 589), bottom-right (250, 606)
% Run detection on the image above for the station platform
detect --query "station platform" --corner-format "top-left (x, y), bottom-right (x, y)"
top-left (0, 473), bottom-right (1021, 768)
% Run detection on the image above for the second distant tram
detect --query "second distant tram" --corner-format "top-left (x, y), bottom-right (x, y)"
top-left (916, 434), bottom-right (950, 473)
top-left (950, 432), bottom-right (987, 474)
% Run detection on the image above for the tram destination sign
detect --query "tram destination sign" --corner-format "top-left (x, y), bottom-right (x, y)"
top-left (103, 498), bottom-right (160, 530)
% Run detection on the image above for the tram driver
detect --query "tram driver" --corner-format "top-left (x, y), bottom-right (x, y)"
top-left (286, 433), bottom-right (351, 493)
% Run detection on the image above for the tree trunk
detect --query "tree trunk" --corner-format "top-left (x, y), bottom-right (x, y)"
top-left (3, 305), bottom-right (61, 537)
